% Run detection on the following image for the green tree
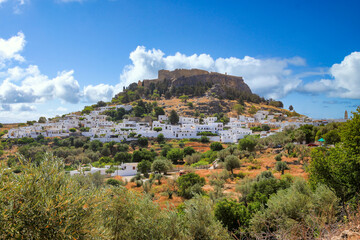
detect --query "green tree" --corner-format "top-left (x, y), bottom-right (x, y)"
top-left (137, 160), bottom-right (151, 176)
top-left (214, 199), bottom-right (250, 232)
top-left (177, 172), bottom-right (205, 199)
top-left (261, 124), bottom-right (270, 131)
top-left (138, 137), bottom-right (148, 148)
top-left (309, 107), bottom-right (360, 203)
top-left (169, 110), bottom-right (179, 125)
top-left (289, 105), bottom-right (294, 111)
top-left (38, 116), bottom-right (47, 123)
top-left (250, 180), bottom-right (339, 239)
top-left (151, 158), bottom-right (172, 174)
top-left (0, 154), bottom-right (101, 239)
top-left (210, 142), bottom-right (223, 151)
top-left (106, 178), bottom-right (122, 187)
top-left (153, 106), bottom-right (165, 118)
top-left (284, 143), bottom-right (295, 154)
top-left (323, 129), bottom-right (341, 144)
top-left (166, 148), bottom-right (183, 164)
top-left (114, 152), bottom-right (132, 163)
top-left (275, 161), bottom-right (289, 175)
top-left (233, 104), bottom-right (244, 115)
top-left (82, 106), bottom-right (94, 114)
top-left (224, 155), bottom-right (241, 175)
top-left (133, 106), bottom-right (145, 117)
top-left (156, 133), bottom-right (165, 143)
top-left (179, 95), bottom-right (189, 103)
top-left (275, 154), bottom-right (282, 161)
top-left (238, 135), bottom-right (257, 152)
top-left (248, 105), bottom-right (257, 114)
top-left (183, 146), bottom-right (196, 156)
top-left (153, 127), bottom-right (162, 132)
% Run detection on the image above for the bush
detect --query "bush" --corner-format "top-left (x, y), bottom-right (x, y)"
top-left (250, 180), bottom-right (339, 239)
top-left (238, 135), bottom-right (257, 152)
top-left (166, 148), bottom-right (183, 164)
top-left (137, 160), bottom-right (151, 176)
top-left (214, 199), bottom-right (250, 232)
top-left (191, 160), bottom-right (209, 168)
top-left (138, 137), bottom-right (148, 148)
top-left (185, 153), bottom-right (202, 165)
top-left (177, 172), bottom-right (205, 199)
top-left (275, 161), bottom-right (289, 175)
top-left (200, 136), bottom-right (210, 143)
top-left (275, 154), bottom-right (282, 161)
top-left (197, 131), bottom-right (218, 136)
top-left (153, 127), bottom-right (162, 132)
top-left (106, 178), bottom-right (123, 187)
top-left (224, 155), bottom-right (241, 175)
top-left (114, 152), bottom-right (131, 163)
top-left (183, 146), bottom-right (195, 156)
top-left (0, 154), bottom-right (100, 239)
top-left (156, 133), bottom-right (165, 143)
top-left (151, 158), bottom-right (173, 174)
top-left (210, 142), bottom-right (223, 151)
top-left (69, 128), bottom-right (77, 133)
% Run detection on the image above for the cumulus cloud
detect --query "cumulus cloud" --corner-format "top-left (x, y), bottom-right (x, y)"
top-left (120, 46), bottom-right (304, 99)
top-left (303, 52), bottom-right (360, 99)
top-left (0, 65), bottom-right (81, 104)
top-left (0, 32), bottom-right (25, 67)
top-left (83, 84), bottom-right (115, 103)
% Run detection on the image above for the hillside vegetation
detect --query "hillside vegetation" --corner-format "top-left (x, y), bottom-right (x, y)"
top-left (0, 107), bottom-right (359, 239)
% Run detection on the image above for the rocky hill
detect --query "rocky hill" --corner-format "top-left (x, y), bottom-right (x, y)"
top-left (114, 69), bottom-right (265, 103)
top-left (139, 69), bottom-right (252, 98)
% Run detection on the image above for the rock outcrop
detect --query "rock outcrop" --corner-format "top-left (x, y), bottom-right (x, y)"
top-left (141, 69), bottom-right (252, 95)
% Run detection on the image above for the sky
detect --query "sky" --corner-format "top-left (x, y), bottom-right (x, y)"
top-left (0, 0), bottom-right (359, 123)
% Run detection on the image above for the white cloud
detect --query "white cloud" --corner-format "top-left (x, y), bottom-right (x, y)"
top-left (83, 84), bottom-right (115, 103)
top-left (0, 65), bottom-right (81, 104)
top-left (0, 32), bottom-right (25, 67)
top-left (120, 46), bottom-right (304, 99)
top-left (303, 52), bottom-right (360, 99)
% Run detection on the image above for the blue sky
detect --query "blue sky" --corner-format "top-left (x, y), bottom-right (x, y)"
top-left (0, 0), bottom-right (359, 122)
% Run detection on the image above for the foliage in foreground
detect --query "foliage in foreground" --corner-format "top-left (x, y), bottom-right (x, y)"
top-left (0, 154), bottom-right (230, 240)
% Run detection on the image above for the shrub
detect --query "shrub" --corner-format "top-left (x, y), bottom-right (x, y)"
top-left (200, 136), bottom-right (210, 143)
top-left (106, 178), bottom-right (122, 187)
top-left (69, 128), bottom-right (77, 133)
top-left (275, 154), bottom-right (282, 161)
top-left (137, 160), bottom-right (151, 176)
top-left (275, 161), bottom-right (289, 175)
top-left (166, 148), bottom-right (183, 164)
top-left (177, 172), bottom-right (205, 199)
top-left (0, 154), bottom-right (100, 239)
top-left (191, 160), bottom-right (210, 168)
top-left (214, 199), bottom-right (250, 232)
top-left (114, 152), bottom-right (131, 163)
top-left (238, 135), bottom-right (257, 152)
top-left (185, 153), bottom-right (202, 165)
top-left (138, 137), bottom-right (148, 148)
top-left (151, 158), bottom-right (173, 174)
top-left (156, 133), bottom-right (165, 143)
top-left (153, 127), bottom-right (162, 132)
top-left (210, 142), bottom-right (223, 151)
top-left (224, 155), bottom-right (241, 175)
top-left (183, 146), bottom-right (196, 156)
top-left (249, 180), bottom-right (339, 239)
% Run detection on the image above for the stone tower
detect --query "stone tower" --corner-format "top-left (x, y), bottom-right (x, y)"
top-left (345, 110), bottom-right (348, 120)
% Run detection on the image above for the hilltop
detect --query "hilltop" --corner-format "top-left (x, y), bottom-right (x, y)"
top-left (111, 68), bottom-right (288, 117)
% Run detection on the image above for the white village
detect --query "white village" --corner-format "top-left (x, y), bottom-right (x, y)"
top-left (4, 104), bottom-right (347, 144)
